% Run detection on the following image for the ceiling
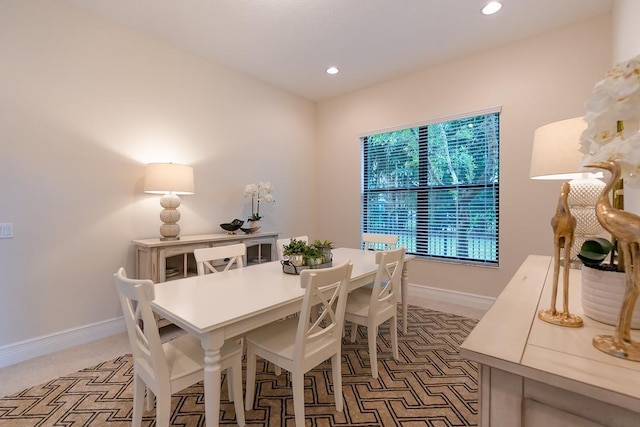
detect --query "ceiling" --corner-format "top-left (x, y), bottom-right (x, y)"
top-left (67, 0), bottom-right (613, 101)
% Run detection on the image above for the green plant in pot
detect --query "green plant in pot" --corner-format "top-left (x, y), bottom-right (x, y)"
top-left (304, 245), bottom-right (324, 268)
top-left (282, 238), bottom-right (308, 267)
top-left (312, 239), bottom-right (333, 264)
top-left (578, 236), bottom-right (640, 329)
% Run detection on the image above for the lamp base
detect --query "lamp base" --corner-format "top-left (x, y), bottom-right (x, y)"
top-left (159, 194), bottom-right (182, 240)
top-left (568, 176), bottom-right (605, 264)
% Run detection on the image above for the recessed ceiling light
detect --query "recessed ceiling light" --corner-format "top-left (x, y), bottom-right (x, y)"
top-left (326, 66), bottom-right (339, 75)
top-left (481, 1), bottom-right (502, 15)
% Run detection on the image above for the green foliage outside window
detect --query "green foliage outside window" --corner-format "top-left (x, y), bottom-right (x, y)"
top-left (361, 111), bottom-right (500, 264)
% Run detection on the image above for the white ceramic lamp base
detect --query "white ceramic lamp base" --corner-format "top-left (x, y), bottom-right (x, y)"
top-left (159, 193), bottom-right (182, 241)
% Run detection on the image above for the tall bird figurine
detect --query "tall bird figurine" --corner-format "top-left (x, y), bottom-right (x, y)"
top-left (588, 160), bottom-right (640, 361)
top-left (539, 182), bottom-right (583, 327)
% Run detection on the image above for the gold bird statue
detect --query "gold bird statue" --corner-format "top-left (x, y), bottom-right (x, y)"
top-left (539, 181), bottom-right (583, 327)
top-left (588, 160), bottom-right (640, 360)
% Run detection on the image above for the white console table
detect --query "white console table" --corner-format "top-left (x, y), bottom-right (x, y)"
top-left (460, 255), bottom-right (640, 427)
top-left (132, 231), bottom-right (279, 283)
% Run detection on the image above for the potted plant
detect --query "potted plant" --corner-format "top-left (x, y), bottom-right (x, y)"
top-left (312, 239), bottom-right (333, 264)
top-left (577, 54), bottom-right (640, 334)
top-left (244, 182), bottom-right (275, 227)
top-left (282, 238), bottom-right (308, 267)
top-left (578, 237), bottom-right (640, 328)
top-left (304, 245), bottom-right (324, 268)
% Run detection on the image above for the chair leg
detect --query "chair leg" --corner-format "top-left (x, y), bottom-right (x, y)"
top-left (227, 370), bottom-right (234, 402)
top-left (132, 375), bottom-right (145, 427)
top-left (331, 353), bottom-right (343, 412)
top-left (291, 371), bottom-right (306, 427)
top-left (245, 345), bottom-right (257, 411)
top-left (350, 322), bottom-right (358, 343)
top-left (155, 389), bottom-right (172, 427)
top-left (391, 316), bottom-right (399, 360)
top-left (230, 359), bottom-right (246, 426)
top-left (146, 387), bottom-right (154, 411)
top-left (368, 325), bottom-right (379, 379)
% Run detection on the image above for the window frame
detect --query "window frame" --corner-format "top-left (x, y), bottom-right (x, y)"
top-left (360, 106), bottom-right (501, 266)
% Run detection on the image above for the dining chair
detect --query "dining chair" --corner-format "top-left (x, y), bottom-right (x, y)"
top-left (344, 247), bottom-right (405, 379)
top-left (193, 243), bottom-right (246, 275)
top-left (362, 232), bottom-right (398, 251)
top-left (194, 242), bottom-right (248, 380)
top-left (276, 235), bottom-right (309, 260)
top-left (244, 260), bottom-right (353, 427)
top-left (114, 267), bottom-right (245, 427)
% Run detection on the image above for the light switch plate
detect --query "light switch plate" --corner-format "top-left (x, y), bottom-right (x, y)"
top-left (0, 223), bottom-right (14, 238)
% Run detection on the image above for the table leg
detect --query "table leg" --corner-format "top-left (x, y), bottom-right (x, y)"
top-left (401, 263), bottom-right (409, 334)
top-left (201, 332), bottom-right (225, 427)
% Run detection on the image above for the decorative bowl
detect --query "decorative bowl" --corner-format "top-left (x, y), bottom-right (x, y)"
top-left (240, 226), bottom-right (260, 234)
top-left (220, 219), bottom-right (244, 234)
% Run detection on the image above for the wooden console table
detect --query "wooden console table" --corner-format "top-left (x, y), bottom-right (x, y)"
top-left (460, 255), bottom-right (640, 426)
top-left (132, 231), bottom-right (279, 283)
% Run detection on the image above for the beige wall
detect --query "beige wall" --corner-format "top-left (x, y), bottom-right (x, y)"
top-left (315, 15), bottom-right (612, 298)
top-left (0, 1), bottom-right (316, 346)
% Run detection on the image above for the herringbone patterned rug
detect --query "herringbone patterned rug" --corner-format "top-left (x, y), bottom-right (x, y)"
top-left (0, 307), bottom-right (478, 426)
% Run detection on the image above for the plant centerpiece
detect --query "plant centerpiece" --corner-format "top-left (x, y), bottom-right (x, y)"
top-left (282, 238), bottom-right (332, 268)
top-left (244, 182), bottom-right (275, 226)
top-left (578, 54), bottom-right (640, 356)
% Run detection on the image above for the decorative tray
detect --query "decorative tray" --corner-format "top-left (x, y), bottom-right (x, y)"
top-left (281, 260), bottom-right (333, 275)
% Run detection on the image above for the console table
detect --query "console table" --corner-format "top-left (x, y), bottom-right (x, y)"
top-left (460, 255), bottom-right (640, 427)
top-left (132, 232), bottom-right (279, 283)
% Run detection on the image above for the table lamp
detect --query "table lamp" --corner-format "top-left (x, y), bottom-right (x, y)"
top-left (530, 117), bottom-right (605, 267)
top-left (144, 163), bottom-right (195, 240)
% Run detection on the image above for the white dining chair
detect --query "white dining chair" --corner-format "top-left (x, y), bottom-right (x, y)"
top-left (244, 260), bottom-right (353, 427)
top-left (194, 243), bottom-right (250, 392)
top-left (344, 247), bottom-right (405, 379)
top-left (362, 232), bottom-right (398, 251)
top-left (114, 267), bottom-right (245, 427)
top-left (194, 243), bottom-right (246, 275)
top-left (276, 235), bottom-right (309, 260)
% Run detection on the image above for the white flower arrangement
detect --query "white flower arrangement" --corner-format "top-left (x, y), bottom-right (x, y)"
top-left (580, 54), bottom-right (640, 187)
top-left (244, 182), bottom-right (275, 221)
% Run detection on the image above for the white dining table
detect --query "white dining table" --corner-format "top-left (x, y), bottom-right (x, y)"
top-left (151, 247), bottom-right (412, 427)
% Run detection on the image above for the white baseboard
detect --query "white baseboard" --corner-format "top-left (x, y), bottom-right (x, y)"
top-left (0, 317), bottom-right (126, 369)
top-left (408, 283), bottom-right (495, 312)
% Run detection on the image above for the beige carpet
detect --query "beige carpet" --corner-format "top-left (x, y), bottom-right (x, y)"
top-left (0, 307), bottom-right (478, 426)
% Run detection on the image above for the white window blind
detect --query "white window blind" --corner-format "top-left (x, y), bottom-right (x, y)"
top-left (361, 110), bottom-right (500, 265)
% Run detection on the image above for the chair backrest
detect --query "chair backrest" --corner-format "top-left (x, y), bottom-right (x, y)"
top-left (114, 267), bottom-right (169, 384)
top-left (276, 235), bottom-right (309, 260)
top-left (362, 233), bottom-right (398, 251)
top-left (193, 243), bottom-right (246, 275)
top-left (294, 260), bottom-right (353, 361)
top-left (368, 247), bottom-right (405, 315)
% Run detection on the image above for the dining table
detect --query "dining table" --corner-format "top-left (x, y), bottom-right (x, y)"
top-left (151, 247), bottom-right (412, 427)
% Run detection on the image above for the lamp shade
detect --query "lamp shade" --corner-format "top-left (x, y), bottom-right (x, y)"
top-left (144, 163), bottom-right (195, 195)
top-left (530, 117), bottom-right (588, 180)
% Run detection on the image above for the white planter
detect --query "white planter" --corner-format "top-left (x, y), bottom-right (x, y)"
top-left (246, 220), bottom-right (261, 233)
top-left (581, 266), bottom-right (640, 329)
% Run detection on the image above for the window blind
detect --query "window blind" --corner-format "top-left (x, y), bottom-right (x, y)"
top-left (361, 110), bottom-right (500, 265)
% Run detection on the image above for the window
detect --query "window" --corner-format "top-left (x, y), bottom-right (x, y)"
top-left (361, 108), bottom-right (500, 265)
